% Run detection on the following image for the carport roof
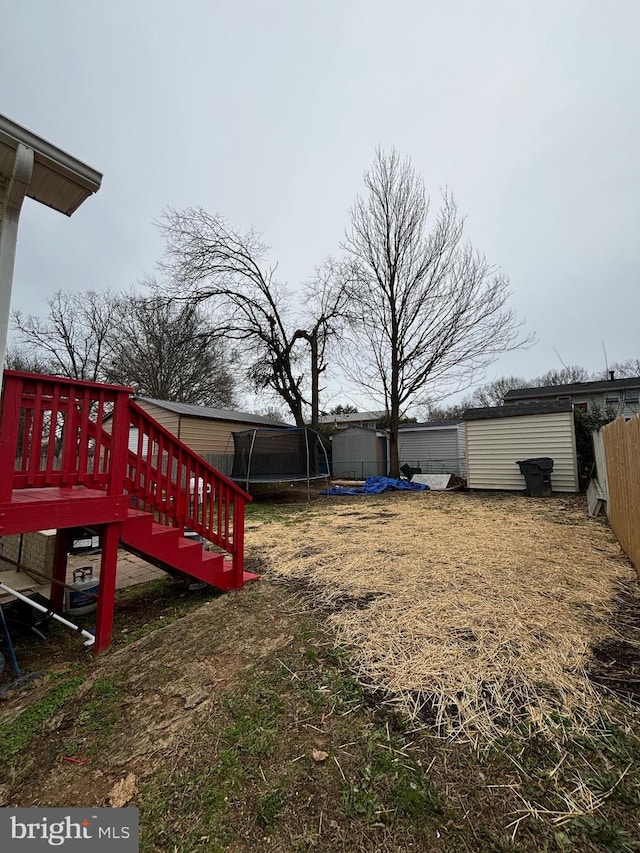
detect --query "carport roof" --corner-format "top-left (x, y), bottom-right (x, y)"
top-left (0, 113), bottom-right (102, 216)
top-left (463, 400), bottom-right (574, 421)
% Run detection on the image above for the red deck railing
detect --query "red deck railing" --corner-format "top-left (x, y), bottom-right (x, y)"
top-left (0, 371), bottom-right (132, 503)
top-left (0, 372), bottom-right (250, 578)
top-left (124, 400), bottom-right (250, 578)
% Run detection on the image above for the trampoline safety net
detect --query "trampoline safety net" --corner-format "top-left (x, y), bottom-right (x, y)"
top-left (231, 427), bottom-right (327, 484)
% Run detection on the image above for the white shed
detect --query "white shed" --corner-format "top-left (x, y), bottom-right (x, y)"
top-left (464, 401), bottom-right (579, 492)
top-left (398, 421), bottom-right (466, 477)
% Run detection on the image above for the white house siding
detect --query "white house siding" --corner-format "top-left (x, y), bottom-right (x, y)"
top-left (465, 411), bottom-right (578, 492)
top-left (398, 425), bottom-right (466, 477)
top-left (127, 427), bottom-right (148, 456)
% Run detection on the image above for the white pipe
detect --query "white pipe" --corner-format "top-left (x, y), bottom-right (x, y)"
top-left (0, 580), bottom-right (95, 646)
top-left (0, 142), bottom-right (34, 389)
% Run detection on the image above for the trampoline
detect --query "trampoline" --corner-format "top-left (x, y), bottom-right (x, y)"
top-left (230, 427), bottom-right (330, 499)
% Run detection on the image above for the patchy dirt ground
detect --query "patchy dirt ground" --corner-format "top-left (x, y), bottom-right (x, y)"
top-left (0, 581), bottom-right (292, 807)
top-left (0, 491), bottom-right (639, 852)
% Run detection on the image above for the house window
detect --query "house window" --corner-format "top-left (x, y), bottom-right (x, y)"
top-left (626, 393), bottom-right (639, 405)
top-left (574, 402), bottom-right (588, 411)
top-left (557, 395), bottom-right (570, 400)
top-left (606, 395), bottom-right (620, 407)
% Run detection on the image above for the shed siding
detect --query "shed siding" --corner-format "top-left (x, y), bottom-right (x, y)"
top-left (179, 418), bottom-right (258, 456)
top-left (398, 425), bottom-right (466, 477)
top-left (465, 411), bottom-right (578, 492)
top-left (134, 400), bottom-right (180, 434)
top-left (332, 427), bottom-right (383, 479)
top-left (127, 402), bottom-right (291, 473)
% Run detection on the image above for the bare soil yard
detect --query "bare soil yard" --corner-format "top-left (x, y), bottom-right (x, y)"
top-left (0, 490), bottom-right (638, 851)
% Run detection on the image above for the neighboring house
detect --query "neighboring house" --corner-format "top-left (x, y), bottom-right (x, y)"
top-left (503, 375), bottom-right (640, 418)
top-left (317, 410), bottom-right (386, 430)
top-left (463, 401), bottom-right (579, 492)
top-left (398, 421), bottom-right (466, 478)
top-left (130, 398), bottom-right (290, 472)
top-left (331, 426), bottom-right (388, 479)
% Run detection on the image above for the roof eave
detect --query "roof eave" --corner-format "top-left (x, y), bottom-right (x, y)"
top-left (0, 114), bottom-right (102, 215)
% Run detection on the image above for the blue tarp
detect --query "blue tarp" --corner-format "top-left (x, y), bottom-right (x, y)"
top-left (321, 476), bottom-right (429, 496)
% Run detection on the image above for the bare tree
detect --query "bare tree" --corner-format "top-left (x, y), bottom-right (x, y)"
top-left (341, 149), bottom-right (530, 477)
top-left (106, 292), bottom-right (236, 406)
top-left (419, 398), bottom-right (471, 422)
top-left (12, 290), bottom-right (115, 382)
top-left (607, 358), bottom-right (640, 379)
top-left (471, 376), bottom-right (529, 407)
top-left (535, 365), bottom-right (591, 386)
top-left (158, 208), bottom-right (346, 426)
top-left (4, 345), bottom-right (52, 374)
top-left (296, 258), bottom-right (350, 426)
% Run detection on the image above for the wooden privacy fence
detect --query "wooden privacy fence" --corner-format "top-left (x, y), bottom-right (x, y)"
top-left (602, 415), bottom-right (640, 574)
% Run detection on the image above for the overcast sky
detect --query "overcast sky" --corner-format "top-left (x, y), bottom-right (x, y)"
top-left (2, 0), bottom-right (639, 411)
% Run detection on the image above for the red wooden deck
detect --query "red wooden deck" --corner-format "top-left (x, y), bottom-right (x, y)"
top-left (1, 487), bottom-right (128, 536)
top-left (0, 371), bottom-right (254, 652)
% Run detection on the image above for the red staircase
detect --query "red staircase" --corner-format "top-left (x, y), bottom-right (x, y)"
top-left (0, 371), bottom-right (254, 651)
top-left (121, 511), bottom-right (234, 587)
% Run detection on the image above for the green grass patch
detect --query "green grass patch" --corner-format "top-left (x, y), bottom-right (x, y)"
top-left (137, 620), bottom-right (449, 851)
top-left (0, 676), bottom-right (84, 769)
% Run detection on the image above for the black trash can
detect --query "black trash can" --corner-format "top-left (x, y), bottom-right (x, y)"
top-left (516, 457), bottom-right (554, 497)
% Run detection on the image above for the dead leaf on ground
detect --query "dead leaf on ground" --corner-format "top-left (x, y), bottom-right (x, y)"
top-left (312, 749), bottom-right (328, 763)
top-left (108, 773), bottom-right (138, 807)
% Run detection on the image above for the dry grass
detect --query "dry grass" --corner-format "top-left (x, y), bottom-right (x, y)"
top-left (246, 491), bottom-right (635, 742)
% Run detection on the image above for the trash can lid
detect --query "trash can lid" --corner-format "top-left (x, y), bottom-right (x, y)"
top-left (516, 457), bottom-right (554, 472)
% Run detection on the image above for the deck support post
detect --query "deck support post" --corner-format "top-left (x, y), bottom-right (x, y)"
top-left (50, 528), bottom-right (70, 612)
top-left (94, 521), bottom-right (121, 653)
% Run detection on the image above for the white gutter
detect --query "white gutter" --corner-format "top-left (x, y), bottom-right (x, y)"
top-left (0, 114), bottom-right (102, 205)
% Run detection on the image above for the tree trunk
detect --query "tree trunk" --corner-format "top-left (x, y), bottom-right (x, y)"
top-left (388, 381), bottom-right (401, 478)
top-left (310, 332), bottom-right (319, 429)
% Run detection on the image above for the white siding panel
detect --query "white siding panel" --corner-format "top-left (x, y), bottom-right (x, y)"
top-left (466, 412), bottom-right (578, 492)
top-left (398, 426), bottom-right (465, 476)
top-left (457, 424), bottom-right (466, 477)
top-left (127, 427), bottom-right (148, 455)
